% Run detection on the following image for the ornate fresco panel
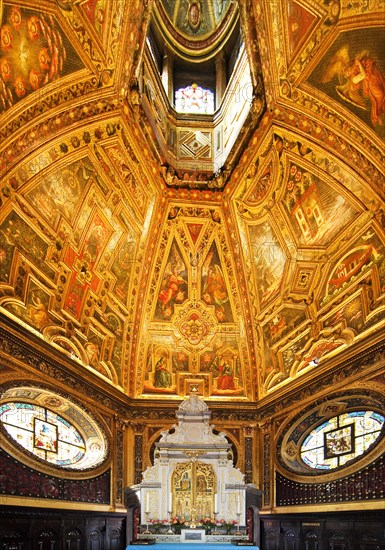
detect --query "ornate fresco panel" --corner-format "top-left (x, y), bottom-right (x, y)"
top-left (138, 206), bottom-right (248, 399)
top-left (155, 240), bottom-right (189, 322)
top-left (0, 4), bottom-right (84, 112)
top-left (0, 209), bottom-right (52, 281)
top-left (286, 1), bottom-right (317, 61)
top-left (201, 242), bottom-right (234, 323)
top-left (26, 157), bottom-right (93, 228)
top-left (80, 0), bottom-right (108, 38)
top-left (308, 27), bottom-right (385, 140)
top-left (282, 161), bottom-right (359, 246)
top-left (159, 0), bottom-right (233, 38)
top-left (247, 220), bottom-right (286, 308)
top-left (322, 227), bottom-right (385, 303)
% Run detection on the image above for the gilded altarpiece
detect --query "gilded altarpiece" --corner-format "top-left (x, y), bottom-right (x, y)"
top-left (172, 461), bottom-right (216, 520)
top-left (137, 393), bottom-right (246, 525)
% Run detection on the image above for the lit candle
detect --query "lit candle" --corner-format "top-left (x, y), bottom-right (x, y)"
top-left (236, 494), bottom-right (241, 514)
top-left (146, 493), bottom-right (150, 513)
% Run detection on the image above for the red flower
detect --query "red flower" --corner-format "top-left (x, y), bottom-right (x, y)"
top-left (27, 16), bottom-right (41, 41)
top-left (9, 7), bottom-right (22, 31)
top-left (14, 76), bottom-right (27, 97)
top-left (1, 24), bottom-right (13, 51)
top-left (0, 57), bottom-right (12, 82)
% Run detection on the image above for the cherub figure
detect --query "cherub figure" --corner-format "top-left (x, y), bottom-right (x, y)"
top-left (321, 45), bottom-right (385, 126)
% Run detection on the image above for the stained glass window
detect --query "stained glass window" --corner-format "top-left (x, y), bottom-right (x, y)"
top-left (300, 411), bottom-right (384, 470)
top-left (175, 83), bottom-right (215, 114)
top-left (0, 401), bottom-right (105, 469)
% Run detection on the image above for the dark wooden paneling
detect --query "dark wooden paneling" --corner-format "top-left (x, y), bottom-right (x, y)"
top-left (0, 507), bottom-right (126, 550)
top-left (261, 512), bottom-right (385, 550)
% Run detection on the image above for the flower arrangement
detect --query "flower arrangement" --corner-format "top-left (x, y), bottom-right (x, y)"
top-left (169, 516), bottom-right (186, 534)
top-left (149, 519), bottom-right (168, 532)
top-left (217, 519), bottom-right (238, 534)
top-left (198, 517), bottom-right (217, 532)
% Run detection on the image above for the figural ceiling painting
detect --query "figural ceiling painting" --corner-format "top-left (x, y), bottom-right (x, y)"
top-left (0, 0), bottom-right (384, 403)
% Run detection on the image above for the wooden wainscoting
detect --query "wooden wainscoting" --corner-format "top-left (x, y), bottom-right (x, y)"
top-left (0, 506), bottom-right (126, 550)
top-left (260, 511), bottom-right (385, 550)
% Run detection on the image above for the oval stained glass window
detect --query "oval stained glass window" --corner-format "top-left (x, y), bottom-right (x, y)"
top-left (300, 411), bottom-right (385, 470)
top-left (0, 401), bottom-right (106, 470)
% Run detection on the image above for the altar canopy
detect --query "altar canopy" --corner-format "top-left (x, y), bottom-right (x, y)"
top-left (138, 392), bottom-right (246, 525)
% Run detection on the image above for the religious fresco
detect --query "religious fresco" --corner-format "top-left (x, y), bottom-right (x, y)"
top-left (155, 241), bottom-right (188, 321)
top-left (143, 347), bottom-right (176, 394)
top-left (309, 28), bottom-right (385, 139)
top-left (200, 340), bottom-right (244, 395)
top-left (26, 158), bottom-right (93, 228)
top-left (93, 308), bottom-right (123, 384)
top-left (160, 0), bottom-right (233, 37)
top-left (283, 162), bottom-right (359, 246)
top-left (110, 232), bottom-right (138, 303)
top-left (79, 0), bottom-right (108, 37)
top-left (0, 210), bottom-right (53, 281)
top-left (103, 144), bottom-right (150, 217)
top-left (25, 281), bottom-right (52, 331)
top-left (245, 160), bottom-right (273, 205)
top-left (139, 210), bottom-right (247, 398)
top-left (323, 229), bottom-right (384, 303)
top-left (5, 295), bottom-right (51, 336)
top-left (262, 307), bottom-right (307, 346)
top-left (201, 242), bottom-right (233, 323)
top-left (185, 221), bottom-right (204, 245)
top-left (280, 333), bottom-right (308, 376)
top-left (324, 295), bottom-right (365, 336)
top-left (0, 5), bottom-right (83, 112)
top-left (247, 220), bottom-right (286, 307)
top-left (286, 1), bottom-right (317, 60)
top-left (260, 226), bottom-right (385, 392)
top-left (171, 349), bottom-right (189, 374)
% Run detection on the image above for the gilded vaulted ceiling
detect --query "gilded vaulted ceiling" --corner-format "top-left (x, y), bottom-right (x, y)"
top-left (0, 0), bottom-right (384, 406)
top-left (152, 0), bottom-right (239, 61)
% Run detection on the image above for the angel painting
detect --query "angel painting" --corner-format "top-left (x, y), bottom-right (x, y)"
top-left (202, 264), bottom-right (228, 322)
top-left (157, 246), bottom-right (188, 320)
top-left (321, 45), bottom-right (385, 126)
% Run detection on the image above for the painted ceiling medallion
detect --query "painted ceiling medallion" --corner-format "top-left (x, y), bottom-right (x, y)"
top-left (187, 1), bottom-right (202, 30)
top-left (173, 301), bottom-right (217, 352)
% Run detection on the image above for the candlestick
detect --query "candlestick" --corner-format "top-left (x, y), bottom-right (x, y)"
top-left (213, 511), bottom-right (220, 535)
top-left (167, 510), bottom-right (174, 535)
top-left (143, 512), bottom-right (151, 535)
top-left (235, 512), bottom-right (242, 535)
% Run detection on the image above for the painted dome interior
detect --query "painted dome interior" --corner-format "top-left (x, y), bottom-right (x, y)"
top-left (0, 0), bottom-right (384, 410)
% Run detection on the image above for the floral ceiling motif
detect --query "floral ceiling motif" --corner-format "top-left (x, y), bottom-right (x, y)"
top-left (0, 5), bottom-right (83, 111)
